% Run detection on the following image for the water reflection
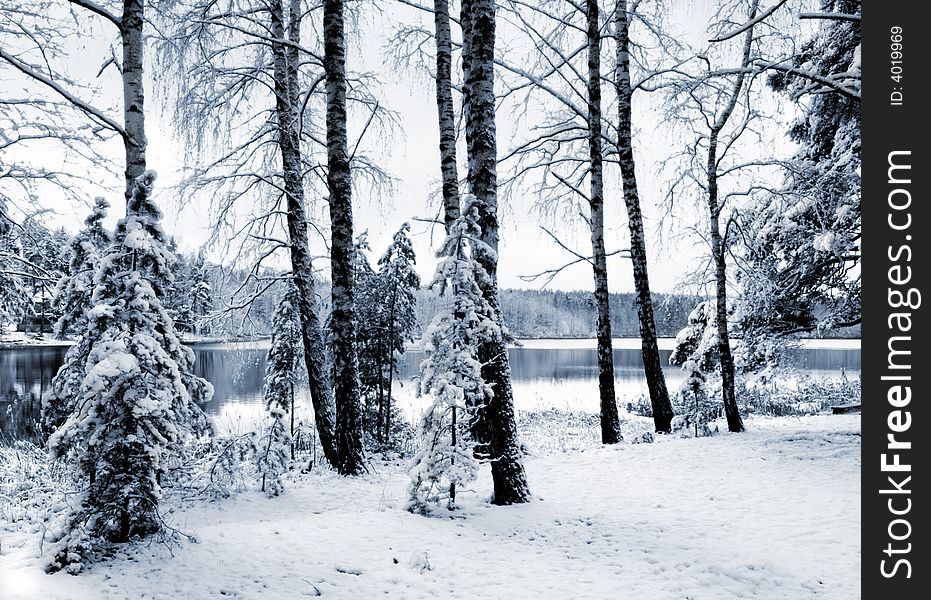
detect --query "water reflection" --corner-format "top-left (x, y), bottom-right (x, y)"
top-left (0, 341), bottom-right (860, 443)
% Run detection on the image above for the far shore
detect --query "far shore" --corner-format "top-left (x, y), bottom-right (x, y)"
top-left (2, 334), bottom-right (862, 352)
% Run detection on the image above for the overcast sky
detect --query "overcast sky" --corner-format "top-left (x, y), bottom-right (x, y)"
top-left (13, 0), bottom-right (803, 294)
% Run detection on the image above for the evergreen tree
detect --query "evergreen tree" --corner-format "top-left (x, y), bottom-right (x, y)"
top-left (257, 284), bottom-right (303, 496)
top-left (47, 172), bottom-right (213, 572)
top-left (737, 0), bottom-right (860, 345)
top-left (374, 223), bottom-right (420, 445)
top-left (351, 233), bottom-right (384, 442)
top-left (0, 200), bottom-right (28, 327)
top-left (670, 302), bottom-right (720, 437)
top-left (43, 198), bottom-right (113, 435)
top-left (409, 198), bottom-right (487, 514)
top-left (187, 251), bottom-right (213, 335)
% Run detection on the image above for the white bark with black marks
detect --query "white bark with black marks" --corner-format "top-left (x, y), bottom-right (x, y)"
top-left (461, 0), bottom-right (530, 505)
top-left (269, 0), bottom-right (341, 465)
top-left (120, 0), bottom-right (147, 203)
top-left (324, 0), bottom-right (366, 475)
top-left (614, 0), bottom-right (674, 433)
top-left (705, 1), bottom-right (758, 434)
top-left (587, 0), bottom-right (622, 444)
top-left (433, 0), bottom-right (461, 231)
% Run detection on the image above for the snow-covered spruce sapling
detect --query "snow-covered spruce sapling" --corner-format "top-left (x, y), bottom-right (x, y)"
top-left (670, 302), bottom-right (720, 437)
top-left (42, 198), bottom-right (113, 435)
top-left (409, 197), bottom-right (496, 514)
top-left (257, 284), bottom-right (304, 496)
top-left (46, 171), bottom-right (213, 573)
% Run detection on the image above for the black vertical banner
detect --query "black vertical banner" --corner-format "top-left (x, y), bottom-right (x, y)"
top-left (862, 1), bottom-right (927, 597)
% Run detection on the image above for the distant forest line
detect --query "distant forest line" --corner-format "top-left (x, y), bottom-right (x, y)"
top-left (411, 288), bottom-right (860, 340)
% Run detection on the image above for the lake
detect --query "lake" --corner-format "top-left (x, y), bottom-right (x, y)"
top-left (0, 338), bottom-right (860, 442)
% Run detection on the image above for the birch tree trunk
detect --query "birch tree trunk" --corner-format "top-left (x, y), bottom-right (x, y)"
top-left (587, 0), bottom-right (622, 445)
top-left (121, 0), bottom-right (147, 202)
top-left (324, 0), bottom-right (365, 474)
top-left (433, 0), bottom-right (461, 231)
top-left (614, 0), bottom-right (674, 433)
top-left (704, 2), bottom-right (759, 435)
top-left (461, 0), bottom-right (531, 505)
top-left (269, 0), bottom-right (340, 466)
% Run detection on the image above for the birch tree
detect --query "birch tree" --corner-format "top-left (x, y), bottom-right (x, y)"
top-left (586, 0), bottom-right (622, 443)
top-left (460, 0), bottom-right (530, 505)
top-left (153, 0), bottom-right (391, 471)
top-left (0, 1), bottom-right (152, 206)
top-left (613, 0), bottom-right (674, 432)
top-left (662, 0), bottom-right (796, 432)
top-left (323, 0), bottom-right (365, 475)
top-left (0, 1), bottom-right (151, 201)
top-left (433, 0), bottom-right (462, 230)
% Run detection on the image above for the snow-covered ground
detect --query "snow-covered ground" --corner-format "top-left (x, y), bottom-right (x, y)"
top-left (0, 414), bottom-right (860, 599)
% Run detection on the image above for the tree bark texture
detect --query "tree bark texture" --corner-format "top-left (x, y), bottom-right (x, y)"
top-left (614, 0), bottom-right (674, 433)
top-left (587, 0), bottom-right (623, 445)
top-left (269, 0), bottom-right (341, 466)
top-left (324, 0), bottom-right (366, 474)
top-left (461, 0), bottom-right (531, 505)
top-left (433, 0), bottom-right (461, 231)
top-left (121, 0), bottom-right (147, 203)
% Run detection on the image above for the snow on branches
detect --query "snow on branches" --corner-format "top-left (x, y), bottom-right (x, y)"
top-left (43, 198), bottom-right (113, 434)
top-left (408, 196), bottom-right (498, 515)
top-left (46, 171), bottom-right (213, 572)
top-left (670, 302), bottom-right (720, 436)
top-left (257, 285), bottom-right (303, 496)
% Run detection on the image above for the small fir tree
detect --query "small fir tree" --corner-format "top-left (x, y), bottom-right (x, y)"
top-left (47, 172), bottom-right (213, 572)
top-left (408, 197), bottom-right (494, 514)
top-left (670, 302), bottom-right (720, 436)
top-left (375, 223), bottom-right (420, 445)
top-left (257, 284), bottom-right (304, 496)
top-left (187, 251), bottom-right (213, 335)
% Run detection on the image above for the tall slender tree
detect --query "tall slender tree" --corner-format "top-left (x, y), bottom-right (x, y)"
top-left (269, 0), bottom-right (342, 468)
top-left (154, 0), bottom-right (343, 467)
top-left (460, 0), bottom-right (530, 504)
top-left (697, 2), bottom-right (760, 434)
top-left (586, 0), bottom-right (622, 444)
top-left (614, 0), bottom-right (674, 433)
top-left (433, 0), bottom-right (462, 231)
top-left (376, 224), bottom-right (421, 442)
top-left (324, 0), bottom-right (365, 475)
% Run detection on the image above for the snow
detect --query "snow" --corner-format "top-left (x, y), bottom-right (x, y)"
top-left (0, 414), bottom-right (860, 599)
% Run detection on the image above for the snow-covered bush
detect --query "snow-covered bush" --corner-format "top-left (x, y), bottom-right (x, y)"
top-left (45, 171), bottom-right (213, 573)
top-left (739, 372), bottom-right (860, 417)
top-left (408, 197), bottom-right (496, 515)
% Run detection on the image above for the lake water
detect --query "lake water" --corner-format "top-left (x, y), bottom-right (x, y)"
top-left (0, 338), bottom-right (860, 442)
